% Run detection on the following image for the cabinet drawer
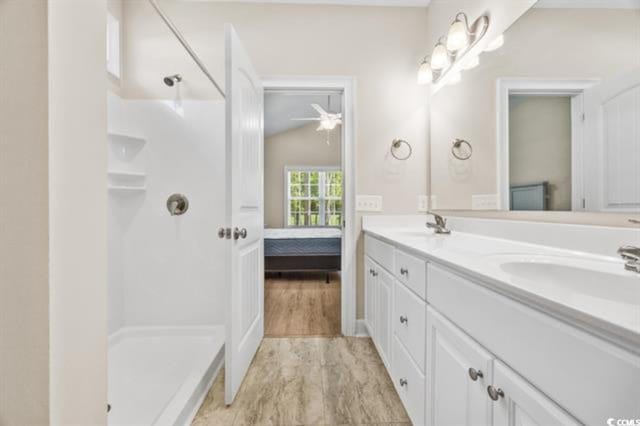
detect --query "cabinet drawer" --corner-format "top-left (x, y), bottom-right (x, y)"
top-left (427, 263), bottom-right (640, 426)
top-left (394, 249), bottom-right (427, 300)
top-left (365, 234), bottom-right (394, 273)
top-left (392, 335), bottom-right (426, 426)
top-left (393, 280), bottom-right (426, 372)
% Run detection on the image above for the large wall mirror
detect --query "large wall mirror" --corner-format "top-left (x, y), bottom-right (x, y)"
top-left (430, 2), bottom-right (640, 213)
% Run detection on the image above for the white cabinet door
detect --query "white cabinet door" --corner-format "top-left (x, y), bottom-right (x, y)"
top-left (491, 360), bottom-right (580, 426)
top-left (364, 255), bottom-right (377, 337)
top-left (426, 307), bottom-right (494, 426)
top-left (376, 267), bottom-right (393, 368)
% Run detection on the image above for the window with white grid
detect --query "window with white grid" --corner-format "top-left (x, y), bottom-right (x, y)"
top-left (285, 167), bottom-right (343, 227)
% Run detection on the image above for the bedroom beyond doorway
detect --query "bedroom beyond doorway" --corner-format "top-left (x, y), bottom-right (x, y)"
top-left (263, 89), bottom-right (344, 337)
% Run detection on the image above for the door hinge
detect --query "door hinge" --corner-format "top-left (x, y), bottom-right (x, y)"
top-left (581, 113), bottom-right (585, 122)
top-left (582, 198), bottom-right (586, 209)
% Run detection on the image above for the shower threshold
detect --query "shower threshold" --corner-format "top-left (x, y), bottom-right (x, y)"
top-left (108, 325), bottom-right (224, 426)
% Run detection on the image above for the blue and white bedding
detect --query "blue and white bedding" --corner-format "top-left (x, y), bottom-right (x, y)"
top-left (264, 228), bottom-right (342, 257)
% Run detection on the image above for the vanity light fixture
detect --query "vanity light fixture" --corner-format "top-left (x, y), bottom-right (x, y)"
top-left (446, 12), bottom-right (481, 52)
top-left (417, 57), bottom-right (433, 85)
top-left (447, 72), bottom-right (462, 85)
top-left (431, 38), bottom-right (451, 70)
top-left (462, 55), bottom-right (479, 70)
top-left (417, 12), bottom-right (489, 87)
top-left (484, 34), bottom-right (505, 52)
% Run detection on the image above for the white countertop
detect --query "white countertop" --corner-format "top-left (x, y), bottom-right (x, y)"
top-left (363, 222), bottom-right (640, 351)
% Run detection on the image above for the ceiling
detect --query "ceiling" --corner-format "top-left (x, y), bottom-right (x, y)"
top-left (187, 0), bottom-right (431, 6)
top-left (264, 92), bottom-right (343, 138)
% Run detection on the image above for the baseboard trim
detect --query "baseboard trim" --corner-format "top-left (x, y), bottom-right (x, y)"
top-left (355, 319), bottom-right (369, 337)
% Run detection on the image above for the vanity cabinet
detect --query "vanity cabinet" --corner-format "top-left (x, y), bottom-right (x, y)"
top-left (426, 307), bottom-right (493, 426)
top-left (492, 360), bottom-right (580, 426)
top-left (364, 232), bottom-right (640, 426)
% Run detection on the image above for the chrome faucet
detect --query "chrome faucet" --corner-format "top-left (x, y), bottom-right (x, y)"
top-left (618, 245), bottom-right (640, 273)
top-left (426, 212), bottom-right (451, 234)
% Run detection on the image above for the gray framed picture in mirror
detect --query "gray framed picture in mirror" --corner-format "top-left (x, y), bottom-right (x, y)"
top-left (429, 0), bottom-right (640, 214)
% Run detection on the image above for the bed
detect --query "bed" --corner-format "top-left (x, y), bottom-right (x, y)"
top-left (264, 227), bottom-right (342, 283)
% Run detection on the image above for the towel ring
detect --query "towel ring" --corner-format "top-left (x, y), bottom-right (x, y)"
top-left (391, 139), bottom-right (412, 161)
top-left (451, 139), bottom-right (472, 161)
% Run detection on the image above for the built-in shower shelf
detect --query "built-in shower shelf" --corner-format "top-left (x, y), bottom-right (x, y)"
top-left (108, 133), bottom-right (146, 147)
top-left (108, 185), bottom-right (146, 194)
top-left (108, 170), bottom-right (146, 179)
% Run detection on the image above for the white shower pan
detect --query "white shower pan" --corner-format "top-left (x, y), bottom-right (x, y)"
top-left (108, 326), bottom-right (224, 426)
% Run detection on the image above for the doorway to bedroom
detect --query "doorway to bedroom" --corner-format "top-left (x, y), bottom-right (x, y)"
top-left (263, 88), bottom-right (344, 337)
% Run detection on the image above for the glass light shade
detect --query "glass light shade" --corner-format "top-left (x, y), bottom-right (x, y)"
top-left (417, 61), bottom-right (433, 85)
top-left (430, 43), bottom-right (450, 70)
top-left (484, 34), bottom-right (504, 52)
top-left (462, 55), bottom-right (479, 70)
top-left (447, 72), bottom-right (462, 85)
top-left (320, 119), bottom-right (337, 130)
top-left (446, 20), bottom-right (469, 52)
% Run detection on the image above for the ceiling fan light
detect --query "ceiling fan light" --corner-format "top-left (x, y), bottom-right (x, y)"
top-left (431, 42), bottom-right (450, 70)
top-left (484, 34), bottom-right (504, 52)
top-left (320, 119), bottom-right (337, 130)
top-left (446, 19), bottom-right (469, 52)
top-left (417, 60), bottom-right (433, 85)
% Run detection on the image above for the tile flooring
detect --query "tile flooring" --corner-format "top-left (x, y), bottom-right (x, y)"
top-left (265, 273), bottom-right (341, 337)
top-left (192, 337), bottom-right (410, 425)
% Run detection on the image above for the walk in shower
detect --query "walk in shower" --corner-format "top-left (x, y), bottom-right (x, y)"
top-left (107, 1), bottom-right (226, 424)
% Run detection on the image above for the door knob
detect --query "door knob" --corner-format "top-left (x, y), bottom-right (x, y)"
top-left (400, 316), bottom-right (408, 324)
top-left (487, 385), bottom-right (504, 401)
top-left (468, 367), bottom-right (483, 381)
top-left (400, 268), bottom-right (408, 275)
top-left (399, 378), bottom-right (408, 387)
top-left (233, 227), bottom-right (248, 240)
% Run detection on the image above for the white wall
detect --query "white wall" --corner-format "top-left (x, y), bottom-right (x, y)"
top-left (265, 123), bottom-right (342, 228)
top-left (48, 0), bottom-right (108, 424)
top-left (0, 1), bottom-right (50, 424)
top-left (108, 93), bottom-right (226, 332)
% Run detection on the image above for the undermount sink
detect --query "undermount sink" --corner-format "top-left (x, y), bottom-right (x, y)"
top-left (494, 255), bottom-right (640, 305)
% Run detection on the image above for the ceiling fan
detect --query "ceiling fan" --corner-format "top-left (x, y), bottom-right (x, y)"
top-left (291, 95), bottom-right (342, 132)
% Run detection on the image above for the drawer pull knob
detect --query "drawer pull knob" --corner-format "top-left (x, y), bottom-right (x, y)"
top-left (468, 368), bottom-right (483, 381)
top-left (369, 268), bottom-right (374, 275)
top-left (487, 385), bottom-right (504, 401)
top-left (399, 378), bottom-right (408, 387)
top-left (400, 316), bottom-right (408, 324)
top-left (372, 271), bottom-right (378, 277)
top-left (400, 268), bottom-right (409, 275)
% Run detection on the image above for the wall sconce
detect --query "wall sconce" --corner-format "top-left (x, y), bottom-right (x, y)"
top-left (484, 34), bottom-right (505, 52)
top-left (417, 12), bottom-right (490, 87)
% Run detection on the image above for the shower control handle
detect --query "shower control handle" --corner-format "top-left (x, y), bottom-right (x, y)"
top-left (234, 227), bottom-right (248, 240)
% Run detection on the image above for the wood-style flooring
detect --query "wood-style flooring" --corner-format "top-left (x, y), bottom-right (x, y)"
top-left (265, 272), bottom-right (341, 337)
top-left (192, 337), bottom-right (410, 426)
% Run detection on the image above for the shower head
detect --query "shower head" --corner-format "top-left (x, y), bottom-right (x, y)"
top-left (163, 74), bottom-right (182, 87)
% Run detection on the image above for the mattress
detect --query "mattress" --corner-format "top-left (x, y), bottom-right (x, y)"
top-left (264, 228), bottom-right (342, 257)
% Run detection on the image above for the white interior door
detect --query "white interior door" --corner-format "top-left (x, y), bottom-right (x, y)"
top-left (583, 69), bottom-right (640, 212)
top-left (224, 23), bottom-right (264, 405)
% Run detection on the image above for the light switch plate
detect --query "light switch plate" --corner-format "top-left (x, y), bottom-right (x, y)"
top-left (418, 195), bottom-right (429, 212)
top-left (356, 195), bottom-right (383, 212)
top-left (429, 195), bottom-right (437, 210)
top-left (472, 194), bottom-right (498, 210)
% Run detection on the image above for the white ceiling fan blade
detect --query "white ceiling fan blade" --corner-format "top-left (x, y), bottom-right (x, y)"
top-left (311, 103), bottom-right (328, 116)
top-left (316, 123), bottom-right (324, 131)
top-left (291, 117), bottom-right (321, 121)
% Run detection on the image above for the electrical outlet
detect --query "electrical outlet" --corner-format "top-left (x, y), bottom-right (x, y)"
top-left (356, 195), bottom-right (383, 212)
top-left (429, 195), bottom-right (437, 210)
top-left (472, 194), bottom-right (498, 210)
top-left (418, 195), bottom-right (429, 212)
